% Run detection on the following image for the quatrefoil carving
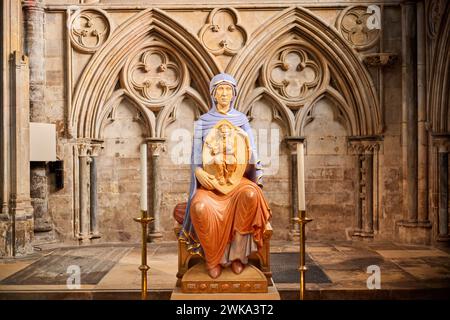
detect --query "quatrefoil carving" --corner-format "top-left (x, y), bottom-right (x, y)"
top-left (122, 46), bottom-right (186, 107)
top-left (69, 8), bottom-right (113, 53)
top-left (199, 8), bottom-right (247, 56)
top-left (267, 49), bottom-right (321, 103)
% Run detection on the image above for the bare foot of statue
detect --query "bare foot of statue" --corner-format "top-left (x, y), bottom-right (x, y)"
top-left (208, 265), bottom-right (222, 279)
top-left (231, 260), bottom-right (244, 275)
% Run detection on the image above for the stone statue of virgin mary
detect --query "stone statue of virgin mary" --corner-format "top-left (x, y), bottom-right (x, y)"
top-left (179, 73), bottom-right (271, 279)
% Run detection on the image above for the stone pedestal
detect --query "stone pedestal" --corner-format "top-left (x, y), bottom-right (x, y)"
top-left (397, 221), bottom-right (432, 245)
top-left (171, 286), bottom-right (281, 300)
top-left (171, 263), bottom-right (280, 300)
top-left (180, 263), bottom-right (268, 294)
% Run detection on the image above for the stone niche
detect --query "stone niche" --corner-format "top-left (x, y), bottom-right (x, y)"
top-left (303, 98), bottom-right (355, 240)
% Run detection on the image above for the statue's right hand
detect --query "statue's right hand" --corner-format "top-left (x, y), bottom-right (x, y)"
top-left (195, 167), bottom-right (216, 190)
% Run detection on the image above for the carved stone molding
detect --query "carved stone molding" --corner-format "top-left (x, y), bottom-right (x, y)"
top-left (363, 53), bottom-right (398, 67)
top-left (262, 41), bottom-right (327, 108)
top-left (121, 44), bottom-right (188, 109)
top-left (199, 8), bottom-right (247, 56)
top-left (68, 8), bottom-right (113, 54)
top-left (336, 6), bottom-right (381, 51)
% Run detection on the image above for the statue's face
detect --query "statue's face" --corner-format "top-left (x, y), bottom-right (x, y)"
top-left (214, 84), bottom-right (233, 114)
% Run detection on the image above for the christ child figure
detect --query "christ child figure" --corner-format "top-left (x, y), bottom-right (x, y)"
top-left (206, 122), bottom-right (238, 186)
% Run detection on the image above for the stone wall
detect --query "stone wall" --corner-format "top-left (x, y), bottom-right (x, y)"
top-left (39, 1), bottom-right (400, 243)
top-left (1, 0), bottom-right (441, 249)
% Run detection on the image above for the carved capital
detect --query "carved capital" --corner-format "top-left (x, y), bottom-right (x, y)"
top-left (284, 136), bottom-right (306, 154)
top-left (90, 140), bottom-right (104, 157)
top-left (77, 139), bottom-right (104, 157)
top-left (146, 138), bottom-right (166, 156)
top-left (348, 136), bottom-right (382, 155)
top-left (363, 53), bottom-right (399, 67)
top-left (77, 143), bottom-right (90, 157)
top-left (432, 132), bottom-right (450, 152)
top-left (22, 0), bottom-right (44, 11)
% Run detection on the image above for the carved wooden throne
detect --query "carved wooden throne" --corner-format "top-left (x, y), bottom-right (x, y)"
top-left (173, 202), bottom-right (273, 288)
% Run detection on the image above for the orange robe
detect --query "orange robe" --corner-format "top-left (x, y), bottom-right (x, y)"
top-left (189, 177), bottom-right (271, 270)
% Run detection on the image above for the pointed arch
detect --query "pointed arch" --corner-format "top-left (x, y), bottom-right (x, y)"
top-left (227, 6), bottom-right (381, 136)
top-left (242, 87), bottom-right (296, 136)
top-left (97, 89), bottom-right (156, 139)
top-left (296, 87), bottom-right (356, 136)
top-left (155, 86), bottom-right (210, 138)
top-left (70, 8), bottom-right (220, 139)
top-left (429, 2), bottom-right (450, 133)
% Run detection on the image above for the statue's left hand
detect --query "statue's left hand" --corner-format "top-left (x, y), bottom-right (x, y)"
top-left (195, 167), bottom-right (216, 190)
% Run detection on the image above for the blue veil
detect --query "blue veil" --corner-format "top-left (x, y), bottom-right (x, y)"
top-left (178, 73), bottom-right (263, 255)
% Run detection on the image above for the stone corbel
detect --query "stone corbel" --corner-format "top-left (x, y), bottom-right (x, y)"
top-left (363, 53), bottom-right (399, 67)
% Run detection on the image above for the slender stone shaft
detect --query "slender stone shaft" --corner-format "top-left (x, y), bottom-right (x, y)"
top-left (438, 150), bottom-right (448, 236)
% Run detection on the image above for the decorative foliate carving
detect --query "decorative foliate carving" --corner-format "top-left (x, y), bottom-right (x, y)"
top-left (263, 45), bottom-right (325, 107)
top-left (363, 53), bottom-right (398, 67)
top-left (199, 8), bottom-right (247, 56)
top-left (336, 6), bottom-right (381, 51)
top-left (121, 45), bottom-right (188, 108)
top-left (69, 8), bottom-right (113, 53)
top-left (348, 140), bottom-right (380, 155)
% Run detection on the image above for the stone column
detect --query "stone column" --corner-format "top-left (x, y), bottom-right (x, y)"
top-left (147, 138), bottom-right (166, 241)
top-left (89, 142), bottom-right (102, 240)
top-left (416, 0), bottom-right (430, 225)
top-left (349, 137), bottom-right (380, 240)
top-left (78, 143), bottom-right (90, 241)
top-left (438, 147), bottom-right (448, 238)
top-left (433, 135), bottom-right (450, 242)
top-left (1, 0), bottom-right (34, 257)
top-left (23, 0), bottom-right (53, 240)
top-left (397, 2), bottom-right (432, 244)
top-left (285, 136), bottom-right (304, 240)
top-left (401, 2), bottom-right (418, 223)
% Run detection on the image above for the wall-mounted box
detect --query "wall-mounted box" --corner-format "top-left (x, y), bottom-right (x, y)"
top-left (30, 122), bottom-right (56, 162)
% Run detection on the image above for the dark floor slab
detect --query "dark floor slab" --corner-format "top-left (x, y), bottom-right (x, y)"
top-left (271, 253), bottom-right (331, 284)
top-left (1, 247), bottom-right (131, 285)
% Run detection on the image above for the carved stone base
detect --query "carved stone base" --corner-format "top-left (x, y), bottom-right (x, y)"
top-left (171, 285), bottom-right (281, 300)
top-left (180, 262), bottom-right (268, 294)
top-left (436, 234), bottom-right (450, 246)
top-left (397, 221), bottom-right (432, 245)
top-left (148, 232), bottom-right (163, 242)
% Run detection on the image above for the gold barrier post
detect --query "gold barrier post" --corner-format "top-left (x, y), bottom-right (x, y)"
top-left (292, 210), bottom-right (312, 300)
top-left (134, 210), bottom-right (154, 300)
